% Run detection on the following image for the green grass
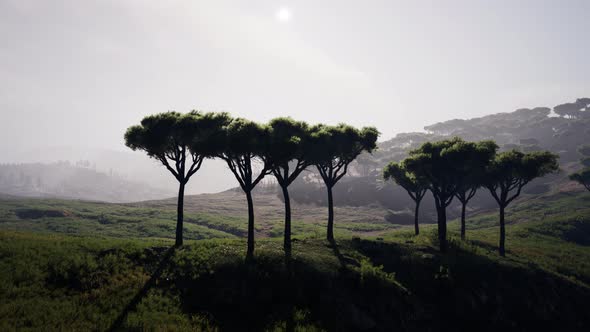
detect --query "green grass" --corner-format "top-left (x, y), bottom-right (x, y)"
top-left (0, 191), bottom-right (589, 330)
top-left (2, 227), bottom-right (589, 330)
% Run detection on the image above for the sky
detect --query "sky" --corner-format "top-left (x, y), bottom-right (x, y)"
top-left (1, 0), bottom-right (589, 157)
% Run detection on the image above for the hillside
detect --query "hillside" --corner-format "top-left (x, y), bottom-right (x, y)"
top-left (287, 98), bottom-right (590, 222)
top-left (0, 162), bottom-right (173, 203)
top-left (1, 172), bottom-right (589, 330)
top-left (1, 206), bottom-right (589, 330)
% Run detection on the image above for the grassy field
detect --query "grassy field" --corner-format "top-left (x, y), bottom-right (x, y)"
top-left (0, 190), bottom-right (398, 241)
top-left (0, 190), bottom-right (589, 330)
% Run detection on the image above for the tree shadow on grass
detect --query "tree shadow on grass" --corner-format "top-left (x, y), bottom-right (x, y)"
top-left (171, 243), bottom-right (413, 331)
top-left (108, 247), bottom-right (176, 332)
top-left (353, 238), bottom-right (590, 330)
top-left (107, 239), bottom-right (590, 331)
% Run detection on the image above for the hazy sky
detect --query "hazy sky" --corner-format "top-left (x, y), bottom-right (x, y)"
top-left (1, 0), bottom-right (589, 158)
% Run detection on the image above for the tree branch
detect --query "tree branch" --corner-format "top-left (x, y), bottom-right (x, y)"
top-left (158, 155), bottom-right (181, 182)
top-left (185, 155), bottom-right (205, 181)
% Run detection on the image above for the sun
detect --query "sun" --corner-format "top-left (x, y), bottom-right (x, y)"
top-left (276, 7), bottom-right (291, 22)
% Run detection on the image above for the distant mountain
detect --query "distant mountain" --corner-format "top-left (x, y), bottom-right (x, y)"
top-left (0, 162), bottom-right (174, 202)
top-left (2, 146), bottom-right (237, 195)
top-left (288, 97), bottom-right (590, 222)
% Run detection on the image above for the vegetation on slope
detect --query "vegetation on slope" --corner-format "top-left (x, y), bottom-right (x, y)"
top-left (1, 196), bottom-right (590, 331)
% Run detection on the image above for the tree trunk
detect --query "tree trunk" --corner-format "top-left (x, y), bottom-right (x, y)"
top-left (246, 190), bottom-right (255, 260)
top-left (460, 201), bottom-right (466, 240)
top-left (175, 182), bottom-right (185, 247)
top-left (414, 200), bottom-right (420, 235)
top-left (499, 205), bottom-right (506, 257)
top-left (326, 185), bottom-right (334, 242)
top-left (281, 185), bottom-right (292, 253)
top-left (437, 207), bottom-right (447, 253)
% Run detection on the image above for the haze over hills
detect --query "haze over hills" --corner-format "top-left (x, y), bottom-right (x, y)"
top-left (0, 145), bottom-right (237, 197)
top-left (2, 98), bottom-right (588, 204)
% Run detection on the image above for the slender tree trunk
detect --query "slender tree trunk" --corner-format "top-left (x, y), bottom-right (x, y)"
top-left (327, 185), bottom-right (334, 242)
top-left (437, 207), bottom-right (447, 253)
top-left (414, 200), bottom-right (420, 235)
top-left (460, 201), bottom-right (466, 240)
top-left (246, 190), bottom-right (255, 260)
top-left (281, 185), bottom-right (292, 253)
top-left (499, 205), bottom-right (506, 257)
top-left (175, 182), bottom-right (185, 247)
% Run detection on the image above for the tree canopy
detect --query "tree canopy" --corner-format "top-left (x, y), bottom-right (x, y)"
top-left (485, 150), bottom-right (559, 205)
top-left (308, 124), bottom-right (379, 241)
top-left (404, 137), bottom-right (498, 251)
top-left (213, 117), bottom-right (273, 260)
top-left (266, 117), bottom-right (311, 253)
top-left (484, 150), bottom-right (559, 256)
top-left (308, 124), bottom-right (379, 185)
top-left (124, 111), bottom-right (230, 246)
top-left (383, 161), bottom-right (428, 235)
top-left (570, 169), bottom-right (590, 192)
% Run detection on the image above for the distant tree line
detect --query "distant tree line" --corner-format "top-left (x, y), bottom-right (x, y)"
top-left (383, 138), bottom-right (559, 256)
top-left (125, 112), bottom-right (378, 260)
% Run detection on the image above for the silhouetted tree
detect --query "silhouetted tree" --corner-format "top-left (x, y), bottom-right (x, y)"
top-left (125, 111), bottom-right (228, 246)
top-left (404, 138), bottom-right (497, 252)
top-left (383, 161), bottom-right (427, 235)
top-left (266, 118), bottom-right (310, 254)
top-left (308, 124), bottom-right (379, 242)
top-left (484, 150), bottom-right (559, 256)
top-left (553, 102), bottom-right (582, 119)
top-left (454, 141), bottom-right (498, 240)
top-left (570, 169), bottom-right (590, 192)
top-left (570, 144), bottom-right (590, 191)
top-left (216, 118), bottom-right (271, 260)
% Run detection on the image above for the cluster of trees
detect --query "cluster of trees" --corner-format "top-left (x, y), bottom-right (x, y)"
top-left (570, 145), bottom-right (590, 192)
top-left (384, 138), bottom-right (559, 256)
top-left (553, 98), bottom-right (590, 119)
top-left (125, 111), bottom-right (378, 259)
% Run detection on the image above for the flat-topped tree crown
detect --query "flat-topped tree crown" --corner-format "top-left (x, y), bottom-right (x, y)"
top-left (383, 161), bottom-right (427, 195)
top-left (215, 116), bottom-right (272, 260)
top-left (267, 117), bottom-right (309, 170)
top-left (404, 137), bottom-right (498, 252)
top-left (125, 111), bottom-right (229, 182)
top-left (383, 161), bottom-right (428, 235)
top-left (266, 117), bottom-right (311, 254)
top-left (308, 123), bottom-right (379, 241)
top-left (124, 111), bottom-right (227, 247)
top-left (484, 149), bottom-right (559, 256)
top-left (570, 169), bottom-right (590, 192)
top-left (185, 111), bottom-right (232, 157)
top-left (125, 111), bottom-right (184, 161)
top-left (222, 118), bottom-right (270, 159)
top-left (308, 124), bottom-right (379, 175)
top-left (485, 150), bottom-right (559, 202)
top-left (405, 138), bottom-right (497, 198)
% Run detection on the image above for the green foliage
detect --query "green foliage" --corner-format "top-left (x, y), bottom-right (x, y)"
top-left (266, 117), bottom-right (310, 171)
top-left (405, 137), bottom-right (497, 206)
top-left (307, 124), bottom-right (379, 188)
top-left (125, 111), bottom-right (231, 183)
top-left (570, 169), bottom-right (590, 191)
top-left (1, 190), bottom-right (590, 330)
top-left (308, 124), bottom-right (379, 168)
top-left (485, 150), bottom-right (560, 206)
top-left (221, 117), bottom-right (270, 159)
top-left (383, 162), bottom-right (427, 201)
